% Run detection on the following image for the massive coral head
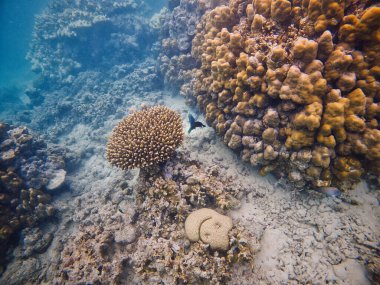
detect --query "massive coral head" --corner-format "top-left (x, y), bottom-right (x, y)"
top-left (189, 0), bottom-right (380, 190)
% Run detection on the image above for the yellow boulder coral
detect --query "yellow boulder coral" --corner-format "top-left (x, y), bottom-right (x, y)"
top-left (293, 102), bottom-right (323, 131)
top-left (189, 0), bottom-right (380, 189)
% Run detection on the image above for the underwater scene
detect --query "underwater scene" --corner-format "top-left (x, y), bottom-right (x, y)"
top-left (0, 0), bottom-right (379, 284)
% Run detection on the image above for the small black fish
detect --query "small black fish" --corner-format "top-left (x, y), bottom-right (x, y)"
top-left (188, 114), bottom-right (206, 133)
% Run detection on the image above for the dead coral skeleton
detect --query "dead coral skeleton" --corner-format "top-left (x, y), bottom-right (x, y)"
top-left (54, 154), bottom-right (253, 285)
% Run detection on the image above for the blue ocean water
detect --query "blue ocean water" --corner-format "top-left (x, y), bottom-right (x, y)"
top-left (0, 0), bottom-right (50, 114)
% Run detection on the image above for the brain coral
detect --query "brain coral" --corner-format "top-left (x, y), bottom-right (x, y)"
top-left (185, 208), bottom-right (233, 251)
top-left (106, 106), bottom-right (184, 169)
top-left (189, 0), bottom-right (380, 190)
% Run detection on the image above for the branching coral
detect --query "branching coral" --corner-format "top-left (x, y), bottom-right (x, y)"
top-left (106, 106), bottom-right (184, 169)
top-left (188, 0), bottom-right (380, 190)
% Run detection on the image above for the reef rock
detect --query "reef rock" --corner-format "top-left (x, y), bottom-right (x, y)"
top-left (53, 153), bottom-right (252, 285)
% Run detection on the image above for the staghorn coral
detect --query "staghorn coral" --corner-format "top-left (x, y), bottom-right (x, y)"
top-left (188, 0), bottom-right (380, 190)
top-left (0, 122), bottom-right (65, 273)
top-left (106, 106), bottom-right (184, 170)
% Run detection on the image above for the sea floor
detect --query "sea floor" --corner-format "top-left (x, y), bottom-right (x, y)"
top-left (1, 91), bottom-right (379, 284)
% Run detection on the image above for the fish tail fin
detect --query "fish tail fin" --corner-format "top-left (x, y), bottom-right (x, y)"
top-left (188, 114), bottom-right (196, 133)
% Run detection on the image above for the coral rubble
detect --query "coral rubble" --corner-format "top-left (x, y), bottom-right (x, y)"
top-left (106, 106), bottom-right (184, 169)
top-left (0, 122), bottom-right (65, 273)
top-left (129, 155), bottom-right (252, 284)
top-left (53, 154), bottom-right (252, 284)
top-left (187, 0), bottom-right (380, 190)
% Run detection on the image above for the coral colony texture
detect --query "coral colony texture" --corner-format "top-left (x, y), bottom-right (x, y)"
top-left (157, 0), bottom-right (228, 92)
top-left (186, 0), bottom-right (380, 190)
top-left (185, 208), bottom-right (233, 251)
top-left (0, 122), bottom-right (66, 273)
top-left (106, 106), bottom-right (184, 169)
top-left (53, 154), bottom-right (252, 285)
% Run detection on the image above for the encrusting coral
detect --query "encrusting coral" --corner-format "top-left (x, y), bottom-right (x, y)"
top-left (187, 0), bottom-right (380, 190)
top-left (106, 106), bottom-right (184, 169)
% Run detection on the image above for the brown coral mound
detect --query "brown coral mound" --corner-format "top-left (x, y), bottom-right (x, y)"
top-left (106, 106), bottom-right (184, 170)
top-left (189, 0), bottom-right (380, 190)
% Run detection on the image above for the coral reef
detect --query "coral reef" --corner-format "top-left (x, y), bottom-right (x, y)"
top-left (1, 100), bottom-right (378, 284)
top-left (0, 122), bottom-right (65, 273)
top-left (12, 0), bottom-right (167, 139)
top-left (28, 0), bottom-right (160, 85)
top-left (129, 155), bottom-right (252, 284)
top-left (20, 59), bottom-right (163, 140)
top-left (157, 0), bottom-right (228, 92)
top-left (106, 106), bottom-right (184, 169)
top-left (188, 0), bottom-right (380, 190)
top-left (2, 0), bottom-right (378, 283)
top-left (52, 154), bottom-right (252, 284)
